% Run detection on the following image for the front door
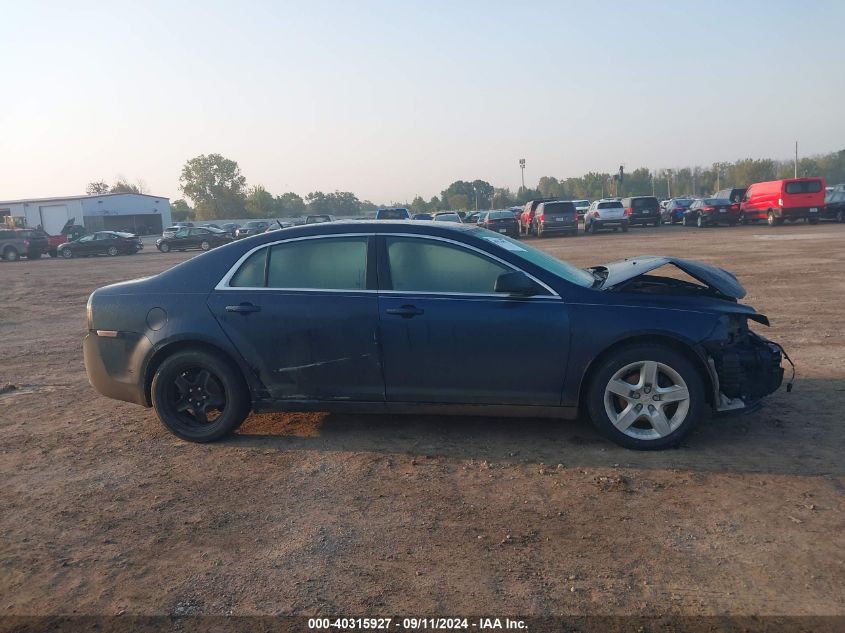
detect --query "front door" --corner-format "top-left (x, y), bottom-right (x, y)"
top-left (207, 235), bottom-right (384, 402)
top-left (376, 235), bottom-right (570, 406)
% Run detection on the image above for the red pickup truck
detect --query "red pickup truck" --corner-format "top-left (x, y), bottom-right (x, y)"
top-left (38, 219), bottom-right (86, 257)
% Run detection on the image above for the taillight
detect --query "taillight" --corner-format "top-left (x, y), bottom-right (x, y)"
top-left (703, 206), bottom-right (715, 212)
top-left (594, 211), bottom-right (601, 219)
top-left (538, 215), bottom-right (544, 223)
top-left (778, 198), bottom-right (783, 207)
top-left (624, 208), bottom-right (632, 216)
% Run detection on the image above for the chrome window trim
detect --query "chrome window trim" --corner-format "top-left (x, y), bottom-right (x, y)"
top-left (214, 231), bottom-right (561, 300)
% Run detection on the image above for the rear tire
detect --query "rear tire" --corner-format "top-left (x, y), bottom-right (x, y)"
top-left (200, 240), bottom-right (211, 251)
top-left (159, 242), bottom-right (171, 253)
top-left (697, 214), bottom-right (705, 228)
top-left (682, 215), bottom-right (689, 227)
top-left (586, 344), bottom-right (706, 450)
top-left (151, 349), bottom-right (250, 443)
top-left (107, 246), bottom-right (119, 256)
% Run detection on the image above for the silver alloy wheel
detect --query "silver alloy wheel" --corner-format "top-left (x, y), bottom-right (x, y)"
top-left (107, 246), bottom-right (119, 256)
top-left (603, 360), bottom-right (691, 440)
top-left (201, 240), bottom-right (210, 250)
top-left (62, 248), bottom-right (72, 258)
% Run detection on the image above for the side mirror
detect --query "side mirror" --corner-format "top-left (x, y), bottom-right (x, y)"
top-left (494, 271), bottom-right (540, 296)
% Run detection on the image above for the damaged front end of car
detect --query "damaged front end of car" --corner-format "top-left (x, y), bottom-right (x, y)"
top-left (701, 314), bottom-right (791, 413)
top-left (595, 255), bottom-right (793, 413)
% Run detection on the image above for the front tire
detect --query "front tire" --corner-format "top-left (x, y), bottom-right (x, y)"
top-left (586, 344), bottom-right (706, 450)
top-left (697, 214), bottom-right (705, 228)
top-left (151, 349), bottom-right (250, 442)
top-left (3, 247), bottom-right (20, 262)
top-left (159, 242), bottom-right (171, 253)
top-left (107, 246), bottom-right (119, 256)
top-left (200, 240), bottom-right (211, 251)
top-left (61, 249), bottom-right (73, 259)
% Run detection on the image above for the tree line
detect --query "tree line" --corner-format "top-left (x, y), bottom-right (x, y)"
top-left (87, 149), bottom-right (845, 221)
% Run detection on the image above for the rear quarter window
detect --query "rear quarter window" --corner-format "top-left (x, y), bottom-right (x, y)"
top-left (785, 181), bottom-right (823, 194)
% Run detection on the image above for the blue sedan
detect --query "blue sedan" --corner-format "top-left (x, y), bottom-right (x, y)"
top-left (83, 221), bottom-right (787, 450)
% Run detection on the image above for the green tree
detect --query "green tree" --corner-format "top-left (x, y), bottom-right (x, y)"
top-left (85, 180), bottom-right (110, 195)
top-left (179, 154), bottom-right (247, 220)
top-left (110, 178), bottom-right (144, 194)
top-left (409, 195), bottom-right (428, 215)
top-left (170, 198), bottom-right (195, 222)
top-left (274, 192), bottom-right (305, 217)
top-left (244, 185), bottom-right (275, 218)
top-left (447, 193), bottom-right (469, 210)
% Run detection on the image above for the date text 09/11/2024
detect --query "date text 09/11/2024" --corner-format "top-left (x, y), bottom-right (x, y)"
top-left (307, 617), bottom-right (527, 630)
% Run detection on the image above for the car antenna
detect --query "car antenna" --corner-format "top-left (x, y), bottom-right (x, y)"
top-left (276, 219), bottom-right (284, 229)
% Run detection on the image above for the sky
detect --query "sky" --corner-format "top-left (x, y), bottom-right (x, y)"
top-left (1, 0), bottom-right (843, 204)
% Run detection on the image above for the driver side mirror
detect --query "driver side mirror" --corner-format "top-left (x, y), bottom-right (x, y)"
top-left (494, 271), bottom-right (541, 296)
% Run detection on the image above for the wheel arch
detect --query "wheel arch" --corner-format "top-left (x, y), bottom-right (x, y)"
top-left (142, 338), bottom-right (255, 407)
top-left (576, 333), bottom-right (715, 415)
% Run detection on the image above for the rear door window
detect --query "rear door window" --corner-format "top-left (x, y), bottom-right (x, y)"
top-left (267, 237), bottom-right (368, 290)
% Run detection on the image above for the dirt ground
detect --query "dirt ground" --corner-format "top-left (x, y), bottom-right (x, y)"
top-left (1, 222), bottom-right (844, 619)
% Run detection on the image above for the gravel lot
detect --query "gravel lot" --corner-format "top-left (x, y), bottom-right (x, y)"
top-left (1, 222), bottom-right (844, 618)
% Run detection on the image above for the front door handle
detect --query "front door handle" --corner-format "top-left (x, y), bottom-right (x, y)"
top-left (385, 305), bottom-right (424, 318)
top-left (225, 302), bottom-right (262, 314)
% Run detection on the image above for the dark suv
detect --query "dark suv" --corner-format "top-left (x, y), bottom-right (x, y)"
top-left (533, 201), bottom-right (578, 237)
top-left (621, 196), bottom-right (661, 227)
top-left (0, 228), bottom-right (49, 261)
top-left (714, 187), bottom-right (747, 205)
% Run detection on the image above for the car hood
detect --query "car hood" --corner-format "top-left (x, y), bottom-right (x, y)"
top-left (594, 255), bottom-right (746, 299)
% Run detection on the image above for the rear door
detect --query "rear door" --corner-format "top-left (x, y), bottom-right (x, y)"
top-left (207, 234), bottom-right (384, 402)
top-left (376, 234), bottom-right (569, 405)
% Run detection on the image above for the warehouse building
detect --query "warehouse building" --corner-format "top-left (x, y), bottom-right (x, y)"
top-left (0, 193), bottom-right (171, 235)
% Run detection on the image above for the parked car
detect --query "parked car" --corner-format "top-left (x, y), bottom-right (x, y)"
top-left (84, 221), bottom-right (787, 451)
top-left (0, 228), bottom-right (49, 261)
top-left (412, 213), bottom-right (433, 220)
top-left (30, 218), bottom-right (87, 257)
top-left (202, 223), bottom-right (222, 230)
top-left (235, 221), bottom-right (271, 238)
top-left (821, 190), bottom-right (845, 222)
top-left (683, 198), bottom-right (737, 227)
top-left (264, 220), bottom-right (294, 232)
top-left (572, 200), bottom-right (590, 220)
top-left (531, 201), bottom-right (578, 237)
top-left (621, 196), bottom-right (661, 226)
top-left (304, 215), bottom-right (336, 224)
top-left (661, 198), bottom-right (694, 224)
top-left (464, 212), bottom-right (482, 225)
top-left (714, 187), bottom-right (747, 206)
top-left (58, 231), bottom-right (142, 258)
top-left (156, 227), bottom-right (233, 253)
top-left (432, 212), bottom-right (463, 223)
top-left (162, 226), bottom-right (181, 238)
top-left (584, 199), bottom-right (629, 234)
top-left (477, 210), bottom-right (519, 237)
top-left (740, 178), bottom-right (825, 226)
top-left (220, 222), bottom-right (241, 236)
top-left (519, 199), bottom-right (553, 236)
top-left (375, 208), bottom-right (411, 220)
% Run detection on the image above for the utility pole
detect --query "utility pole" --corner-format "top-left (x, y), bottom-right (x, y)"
top-left (794, 141), bottom-right (798, 178)
top-left (519, 158), bottom-right (526, 191)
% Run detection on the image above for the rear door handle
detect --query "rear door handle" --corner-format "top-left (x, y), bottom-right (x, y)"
top-left (385, 305), bottom-right (424, 318)
top-left (225, 302), bottom-right (261, 314)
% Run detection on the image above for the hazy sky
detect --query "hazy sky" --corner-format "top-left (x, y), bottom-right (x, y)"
top-left (2, 0), bottom-right (843, 203)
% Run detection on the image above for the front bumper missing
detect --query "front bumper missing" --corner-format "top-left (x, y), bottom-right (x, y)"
top-left (705, 333), bottom-right (786, 413)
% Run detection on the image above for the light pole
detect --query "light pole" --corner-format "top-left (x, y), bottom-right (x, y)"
top-left (519, 158), bottom-right (526, 191)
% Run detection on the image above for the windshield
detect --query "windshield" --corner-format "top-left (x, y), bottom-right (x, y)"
top-left (435, 213), bottom-right (461, 222)
top-left (244, 221), bottom-right (265, 228)
top-left (477, 230), bottom-right (594, 288)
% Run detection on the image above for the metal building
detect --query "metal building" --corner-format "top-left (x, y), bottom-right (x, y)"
top-left (0, 193), bottom-right (171, 235)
